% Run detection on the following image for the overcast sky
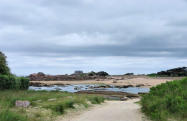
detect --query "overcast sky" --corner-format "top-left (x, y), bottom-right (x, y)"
top-left (0, 0), bottom-right (187, 75)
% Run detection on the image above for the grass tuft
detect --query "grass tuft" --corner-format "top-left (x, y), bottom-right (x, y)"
top-left (0, 110), bottom-right (27, 121)
top-left (88, 96), bottom-right (105, 104)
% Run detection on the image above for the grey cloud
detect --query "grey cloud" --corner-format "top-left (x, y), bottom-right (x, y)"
top-left (0, 0), bottom-right (187, 75)
top-left (168, 20), bottom-right (187, 27)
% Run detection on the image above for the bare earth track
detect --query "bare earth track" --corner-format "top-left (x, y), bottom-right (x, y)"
top-left (60, 99), bottom-right (149, 121)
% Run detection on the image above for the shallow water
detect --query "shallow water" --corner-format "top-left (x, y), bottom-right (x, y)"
top-left (29, 84), bottom-right (150, 94)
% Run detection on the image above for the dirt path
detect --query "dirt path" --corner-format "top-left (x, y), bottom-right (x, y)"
top-left (60, 99), bottom-right (149, 121)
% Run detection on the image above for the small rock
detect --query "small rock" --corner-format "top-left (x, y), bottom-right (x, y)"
top-left (122, 85), bottom-right (133, 88)
top-left (138, 92), bottom-right (148, 95)
top-left (74, 87), bottom-right (81, 90)
top-left (136, 84), bottom-right (144, 87)
top-left (121, 97), bottom-right (128, 101)
top-left (15, 100), bottom-right (30, 108)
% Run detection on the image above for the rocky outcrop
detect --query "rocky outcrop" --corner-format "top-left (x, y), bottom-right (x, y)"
top-left (157, 67), bottom-right (187, 77)
top-left (115, 85), bottom-right (134, 88)
top-left (124, 73), bottom-right (134, 76)
top-left (29, 72), bottom-right (106, 81)
top-left (76, 90), bottom-right (139, 99)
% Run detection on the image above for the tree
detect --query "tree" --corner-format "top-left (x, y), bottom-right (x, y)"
top-left (0, 51), bottom-right (10, 75)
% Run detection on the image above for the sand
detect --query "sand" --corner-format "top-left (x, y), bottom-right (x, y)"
top-left (30, 76), bottom-right (182, 88)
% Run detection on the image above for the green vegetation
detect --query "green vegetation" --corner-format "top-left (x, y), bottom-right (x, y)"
top-left (0, 51), bottom-right (105, 121)
top-left (147, 73), bottom-right (159, 77)
top-left (0, 110), bottom-right (27, 121)
top-left (0, 75), bottom-right (29, 90)
top-left (0, 90), bottom-right (105, 121)
top-left (0, 51), bottom-right (10, 75)
top-left (0, 51), bottom-right (29, 90)
top-left (147, 73), bottom-right (167, 77)
top-left (141, 78), bottom-right (187, 121)
top-left (88, 71), bottom-right (109, 77)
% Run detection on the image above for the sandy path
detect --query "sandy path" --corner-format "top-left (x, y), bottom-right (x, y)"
top-left (60, 99), bottom-right (149, 121)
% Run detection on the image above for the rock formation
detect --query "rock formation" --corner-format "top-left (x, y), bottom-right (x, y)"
top-left (157, 67), bottom-right (187, 77)
top-left (29, 72), bottom-right (106, 81)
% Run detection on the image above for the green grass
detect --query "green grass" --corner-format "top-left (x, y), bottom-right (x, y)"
top-left (0, 90), bottom-right (105, 121)
top-left (147, 73), bottom-right (159, 77)
top-left (141, 77), bottom-right (187, 121)
top-left (0, 110), bottom-right (27, 121)
top-left (147, 73), bottom-right (168, 78)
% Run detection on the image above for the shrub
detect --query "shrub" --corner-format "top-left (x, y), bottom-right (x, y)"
top-left (141, 78), bottom-right (187, 121)
top-left (0, 75), bottom-right (15, 89)
top-left (96, 71), bottom-right (109, 76)
top-left (0, 75), bottom-right (29, 90)
top-left (88, 71), bottom-right (96, 76)
top-left (18, 77), bottom-right (30, 90)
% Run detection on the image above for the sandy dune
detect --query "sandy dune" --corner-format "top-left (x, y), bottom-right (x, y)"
top-left (60, 99), bottom-right (149, 121)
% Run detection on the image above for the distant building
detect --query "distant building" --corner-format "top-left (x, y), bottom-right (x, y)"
top-left (74, 70), bottom-right (83, 75)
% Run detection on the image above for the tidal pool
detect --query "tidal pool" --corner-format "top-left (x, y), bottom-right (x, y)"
top-left (29, 84), bottom-right (150, 94)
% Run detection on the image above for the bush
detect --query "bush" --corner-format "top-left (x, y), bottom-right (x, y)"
top-left (19, 77), bottom-right (30, 90)
top-left (88, 71), bottom-right (96, 76)
top-left (0, 75), bottom-right (29, 90)
top-left (96, 71), bottom-right (109, 76)
top-left (88, 71), bottom-right (109, 77)
top-left (0, 75), bottom-right (15, 89)
top-left (141, 78), bottom-right (187, 121)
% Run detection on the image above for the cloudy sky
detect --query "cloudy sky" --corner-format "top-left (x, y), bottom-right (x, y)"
top-left (0, 0), bottom-right (187, 75)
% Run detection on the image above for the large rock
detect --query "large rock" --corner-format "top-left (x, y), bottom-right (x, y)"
top-left (121, 96), bottom-right (129, 101)
top-left (76, 90), bottom-right (139, 98)
top-left (15, 100), bottom-right (30, 108)
top-left (157, 67), bottom-right (187, 77)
